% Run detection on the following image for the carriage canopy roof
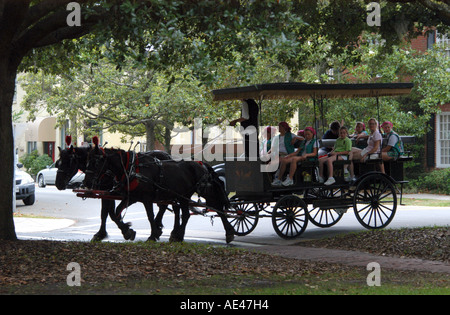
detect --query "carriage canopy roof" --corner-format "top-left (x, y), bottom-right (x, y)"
top-left (212, 82), bottom-right (414, 101)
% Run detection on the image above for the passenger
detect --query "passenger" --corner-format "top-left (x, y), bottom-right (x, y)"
top-left (318, 126), bottom-right (354, 186)
top-left (381, 121), bottom-right (404, 161)
top-left (269, 122), bottom-right (301, 185)
top-left (318, 120), bottom-right (341, 157)
top-left (274, 127), bottom-right (318, 187)
top-left (293, 129), bottom-right (305, 148)
top-left (268, 122), bottom-right (300, 158)
top-left (351, 118), bottom-right (384, 173)
top-left (350, 121), bottom-right (369, 149)
top-left (260, 126), bottom-right (276, 160)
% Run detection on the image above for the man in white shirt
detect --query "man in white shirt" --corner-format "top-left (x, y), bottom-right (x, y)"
top-left (230, 99), bottom-right (259, 160)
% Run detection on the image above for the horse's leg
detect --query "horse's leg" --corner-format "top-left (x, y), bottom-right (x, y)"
top-left (170, 201), bottom-right (190, 242)
top-left (217, 212), bottom-right (235, 244)
top-left (113, 199), bottom-right (137, 241)
top-left (143, 201), bottom-right (160, 242)
top-left (169, 204), bottom-right (181, 242)
top-left (91, 199), bottom-right (114, 242)
top-left (154, 203), bottom-right (167, 238)
top-left (209, 199), bottom-right (235, 244)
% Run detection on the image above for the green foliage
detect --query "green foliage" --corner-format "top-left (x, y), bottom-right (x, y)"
top-left (315, 33), bottom-right (449, 137)
top-left (19, 151), bottom-right (53, 177)
top-left (408, 168), bottom-right (450, 195)
top-left (30, 155), bottom-right (54, 177)
top-left (19, 150), bottom-right (39, 172)
top-left (16, 1), bottom-right (450, 156)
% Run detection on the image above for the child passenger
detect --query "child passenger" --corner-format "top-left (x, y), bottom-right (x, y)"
top-left (350, 121), bottom-right (369, 149)
top-left (381, 121), bottom-right (404, 161)
top-left (318, 126), bottom-right (354, 186)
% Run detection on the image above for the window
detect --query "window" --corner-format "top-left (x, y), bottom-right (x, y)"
top-left (27, 141), bottom-right (37, 154)
top-left (436, 31), bottom-right (450, 58)
top-left (436, 113), bottom-right (450, 168)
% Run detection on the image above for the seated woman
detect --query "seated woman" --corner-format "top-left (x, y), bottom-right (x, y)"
top-left (350, 121), bottom-right (369, 149)
top-left (273, 127), bottom-right (318, 187)
top-left (381, 121), bottom-right (404, 161)
top-left (270, 122), bottom-right (302, 185)
top-left (351, 118), bottom-right (384, 173)
top-left (318, 126), bottom-right (354, 185)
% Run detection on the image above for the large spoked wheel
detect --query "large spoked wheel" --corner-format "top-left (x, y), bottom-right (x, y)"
top-left (353, 174), bottom-right (397, 229)
top-left (305, 188), bottom-right (344, 228)
top-left (228, 201), bottom-right (260, 236)
top-left (308, 207), bottom-right (345, 228)
top-left (272, 195), bottom-right (308, 239)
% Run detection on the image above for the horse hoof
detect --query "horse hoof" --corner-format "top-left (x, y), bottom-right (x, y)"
top-left (169, 235), bottom-right (183, 243)
top-left (91, 232), bottom-right (108, 242)
top-left (155, 229), bottom-right (163, 239)
top-left (147, 236), bottom-right (158, 242)
top-left (123, 229), bottom-right (136, 241)
top-left (226, 234), bottom-right (234, 244)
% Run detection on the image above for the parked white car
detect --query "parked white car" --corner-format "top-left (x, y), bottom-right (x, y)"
top-left (36, 162), bottom-right (85, 188)
top-left (15, 165), bottom-right (35, 205)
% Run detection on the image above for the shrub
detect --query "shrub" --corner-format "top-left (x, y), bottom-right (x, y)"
top-left (19, 150), bottom-right (39, 172)
top-left (409, 168), bottom-right (450, 195)
top-left (29, 154), bottom-right (54, 177)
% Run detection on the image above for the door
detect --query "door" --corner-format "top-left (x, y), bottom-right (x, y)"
top-left (43, 141), bottom-right (55, 162)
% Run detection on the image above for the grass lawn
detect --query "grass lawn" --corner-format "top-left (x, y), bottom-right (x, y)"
top-left (400, 198), bottom-right (450, 207)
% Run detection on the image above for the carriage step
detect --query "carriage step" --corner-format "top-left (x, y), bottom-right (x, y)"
top-left (312, 198), bottom-right (353, 210)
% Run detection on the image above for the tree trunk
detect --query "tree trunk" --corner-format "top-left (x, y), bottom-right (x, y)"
top-left (163, 124), bottom-right (173, 152)
top-left (0, 60), bottom-right (19, 240)
top-left (145, 121), bottom-right (156, 151)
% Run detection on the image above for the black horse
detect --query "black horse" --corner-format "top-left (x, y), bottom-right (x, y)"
top-left (55, 140), bottom-right (171, 241)
top-left (84, 146), bottom-right (235, 243)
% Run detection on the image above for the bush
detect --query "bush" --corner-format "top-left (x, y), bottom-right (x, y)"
top-left (19, 150), bottom-right (39, 172)
top-left (30, 154), bottom-right (54, 177)
top-left (408, 168), bottom-right (450, 195)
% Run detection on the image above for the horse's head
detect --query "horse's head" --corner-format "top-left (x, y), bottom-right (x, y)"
top-left (84, 145), bottom-right (127, 189)
top-left (84, 145), bottom-right (108, 189)
top-left (56, 145), bottom-right (91, 190)
top-left (55, 136), bottom-right (86, 190)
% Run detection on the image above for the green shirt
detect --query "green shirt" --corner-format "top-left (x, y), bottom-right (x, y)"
top-left (334, 137), bottom-right (352, 152)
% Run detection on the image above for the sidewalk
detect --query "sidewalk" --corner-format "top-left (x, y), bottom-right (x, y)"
top-left (403, 193), bottom-right (450, 200)
top-left (254, 244), bottom-right (450, 274)
top-left (253, 193), bottom-right (450, 274)
top-left (14, 217), bottom-right (75, 233)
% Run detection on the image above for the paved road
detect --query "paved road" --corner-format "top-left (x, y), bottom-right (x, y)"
top-left (14, 185), bottom-right (450, 246)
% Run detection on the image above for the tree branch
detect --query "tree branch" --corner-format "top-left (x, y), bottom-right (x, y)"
top-left (15, 4), bottom-right (105, 56)
top-left (419, 0), bottom-right (450, 25)
top-left (22, 0), bottom-right (92, 31)
top-left (0, 0), bottom-right (30, 47)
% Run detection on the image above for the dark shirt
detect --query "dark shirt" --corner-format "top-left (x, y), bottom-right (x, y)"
top-left (321, 129), bottom-right (338, 153)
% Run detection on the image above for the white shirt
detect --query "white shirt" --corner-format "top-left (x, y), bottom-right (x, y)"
top-left (241, 100), bottom-right (249, 120)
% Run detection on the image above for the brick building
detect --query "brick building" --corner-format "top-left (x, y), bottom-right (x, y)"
top-left (411, 30), bottom-right (450, 169)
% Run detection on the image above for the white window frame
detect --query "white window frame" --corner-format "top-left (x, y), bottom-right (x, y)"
top-left (436, 112), bottom-right (450, 168)
top-left (436, 31), bottom-right (450, 59)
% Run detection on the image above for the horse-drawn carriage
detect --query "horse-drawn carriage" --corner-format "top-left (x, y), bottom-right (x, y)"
top-left (212, 82), bottom-right (415, 239)
top-left (65, 82), bottom-right (414, 243)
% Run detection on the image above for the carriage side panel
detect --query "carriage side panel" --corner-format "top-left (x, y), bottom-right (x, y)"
top-left (225, 160), bottom-right (271, 193)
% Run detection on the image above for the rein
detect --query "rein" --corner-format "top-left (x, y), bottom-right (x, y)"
top-left (88, 149), bottom-right (227, 215)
